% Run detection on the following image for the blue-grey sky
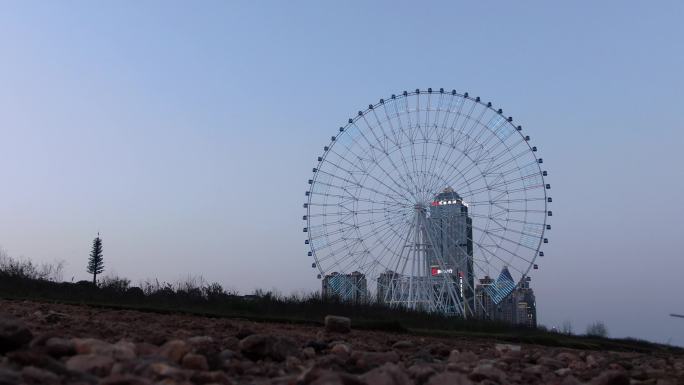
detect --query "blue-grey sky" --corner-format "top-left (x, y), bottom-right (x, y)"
top-left (1, 1), bottom-right (682, 345)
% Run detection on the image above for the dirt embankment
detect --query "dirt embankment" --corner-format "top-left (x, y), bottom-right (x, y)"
top-left (0, 299), bottom-right (682, 385)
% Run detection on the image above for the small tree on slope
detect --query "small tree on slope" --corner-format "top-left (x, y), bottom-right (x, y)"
top-left (87, 233), bottom-right (104, 285)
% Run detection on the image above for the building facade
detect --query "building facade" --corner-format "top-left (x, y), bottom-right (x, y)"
top-left (321, 271), bottom-right (368, 303)
top-left (428, 187), bottom-right (475, 314)
top-left (474, 267), bottom-right (537, 327)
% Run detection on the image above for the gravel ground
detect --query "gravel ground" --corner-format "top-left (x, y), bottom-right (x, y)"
top-left (0, 299), bottom-right (682, 385)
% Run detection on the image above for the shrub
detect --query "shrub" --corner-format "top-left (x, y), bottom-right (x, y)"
top-left (586, 321), bottom-right (608, 337)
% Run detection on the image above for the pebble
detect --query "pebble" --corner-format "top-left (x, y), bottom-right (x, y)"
top-left (494, 343), bottom-right (521, 352)
top-left (0, 367), bottom-right (21, 385)
top-left (324, 315), bottom-right (352, 333)
top-left (469, 363), bottom-right (506, 383)
top-left (590, 370), bottom-right (630, 385)
top-left (0, 315), bottom-right (32, 353)
top-left (330, 343), bottom-right (352, 357)
top-left (239, 334), bottom-right (298, 362)
top-left (361, 363), bottom-right (412, 385)
top-left (21, 366), bottom-right (60, 385)
top-left (448, 350), bottom-right (478, 364)
top-left (425, 372), bottom-right (473, 385)
top-left (302, 346), bottom-right (316, 359)
top-left (181, 353), bottom-right (209, 371)
top-left (45, 337), bottom-right (76, 357)
top-left (392, 340), bottom-right (415, 349)
top-left (158, 340), bottom-right (192, 364)
top-left (352, 350), bottom-right (400, 370)
top-left (66, 354), bottom-right (115, 377)
top-left (191, 370), bottom-right (234, 385)
top-left (100, 374), bottom-right (152, 385)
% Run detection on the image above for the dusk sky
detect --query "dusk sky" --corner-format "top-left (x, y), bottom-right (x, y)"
top-left (1, 1), bottom-right (683, 345)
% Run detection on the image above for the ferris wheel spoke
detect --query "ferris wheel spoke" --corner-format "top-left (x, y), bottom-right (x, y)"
top-left (314, 167), bottom-right (412, 206)
top-left (326, 146), bottom-right (415, 206)
top-left (365, 111), bottom-right (426, 202)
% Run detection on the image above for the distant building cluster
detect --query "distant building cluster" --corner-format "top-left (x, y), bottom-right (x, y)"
top-left (474, 267), bottom-right (537, 327)
top-left (320, 187), bottom-right (537, 327)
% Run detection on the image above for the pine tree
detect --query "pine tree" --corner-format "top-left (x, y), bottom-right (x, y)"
top-left (87, 233), bottom-right (104, 285)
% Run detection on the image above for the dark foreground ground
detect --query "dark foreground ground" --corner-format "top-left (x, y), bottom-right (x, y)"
top-left (0, 299), bottom-right (682, 385)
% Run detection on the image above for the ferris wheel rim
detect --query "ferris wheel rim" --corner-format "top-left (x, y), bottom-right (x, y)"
top-left (304, 88), bottom-right (550, 288)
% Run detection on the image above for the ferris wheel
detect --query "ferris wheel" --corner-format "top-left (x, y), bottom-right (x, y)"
top-left (303, 88), bottom-right (550, 318)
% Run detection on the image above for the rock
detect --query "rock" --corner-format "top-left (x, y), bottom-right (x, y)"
top-left (330, 343), bottom-right (352, 357)
top-left (235, 325), bottom-right (255, 339)
top-left (21, 366), bottom-right (60, 385)
top-left (324, 315), bottom-right (351, 333)
top-left (469, 363), bottom-right (506, 383)
top-left (589, 370), bottom-right (629, 385)
top-left (135, 342), bottom-right (158, 357)
top-left (239, 334), bottom-right (298, 362)
top-left (555, 368), bottom-right (572, 376)
top-left (286, 355), bottom-right (302, 371)
top-left (557, 351), bottom-right (580, 363)
top-left (181, 353), bottom-right (209, 371)
top-left (523, 364), bottom-right (546, 376)
top-left (45, 337), bottom-right (76, 357)
top-left (66, 354), bottom-right (115, 377)
top-left (6, 350), bottom-right (70, 376)
top-left (539, 356), bottom-right (566, 370)
top-left (561, 376), bottom-right (583, 385)
top-left (408, 363), bottom-right (437, 385)
top-left (190, 370), bottom-right (234, 384)
top-left (73, 338), bottom-right (112, 355)
top-left (495, 343), bottom-right (521, 352)
top-left (352, 350), bottom-right (400, 370)
top-left (111, 341), bottom-right (137, 361)
top-left (100, 374), bottom-right (152, 385)
top-left (302, 346), bottom-right (316, 359)
top-left (392, 340), bottom-right (415, 350)
top-left (187, 336), bottom-right (217, 357)
top-left (0, 367), bottom-right (21, 385)
top-left (586, 354), bottom-right (598, 367)
top-left (305, 340), bottom-right (328, 353)
top-left (299, 368), bottom-right (363, 385)
top-left (0, 315), bottom-right (32, 353)
top-left (448, 350), bottom-right (478, 364)
top-left (143, 362), bottom-right (188, 381)
top-left (361, 363), bottom-right (412, 385)
top-left (158, 340), bottom-right (192, 364)
top-left (45, 310), bottom-right (67, 324)
top-left (425, 372), bottom-right (473, 385)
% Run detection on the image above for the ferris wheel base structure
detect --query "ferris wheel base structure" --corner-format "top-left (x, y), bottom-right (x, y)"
top-left (304, 88), bottom-right (551, 320)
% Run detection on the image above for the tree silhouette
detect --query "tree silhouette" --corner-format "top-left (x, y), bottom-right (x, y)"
top-left (87, 233), bottom-right (104, 285)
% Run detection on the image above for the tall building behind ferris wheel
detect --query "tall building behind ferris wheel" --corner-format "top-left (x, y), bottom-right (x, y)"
top-left (427, 187), bottom-right (475, 315)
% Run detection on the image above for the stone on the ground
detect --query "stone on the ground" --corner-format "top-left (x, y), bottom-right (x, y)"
top-left (158, 340), bottom-right (192, 364)
top-left (45, 337), bottom-right (76, 357)
top-left (324, 315), bottom-right (351, 333)
top-left (182, 353), bottom-right (209, 371)
top-left (361, 363), bottom-right (412, 385)
top-left (239, 334), bottom-right (298, 362)
top-left (392, 340), bottom-right (415, 349)
top-left (590, 370), bottom-right (630, 385)
top-left (425, 372), bottom-right (473, 385)
top-left (66, 354), bottom-right (115, 377)
top-left (0, 315), bottom-right (32, 353)
top-left (21, 366), bottom-right (60, 385)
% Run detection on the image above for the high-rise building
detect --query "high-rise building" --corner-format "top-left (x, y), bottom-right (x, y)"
top-left (474, 266), bottom-right (537, 327)
top-left (428, 187), bottom-right (474, 314)
top-left (321, 271), bottom-right (368, 303)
